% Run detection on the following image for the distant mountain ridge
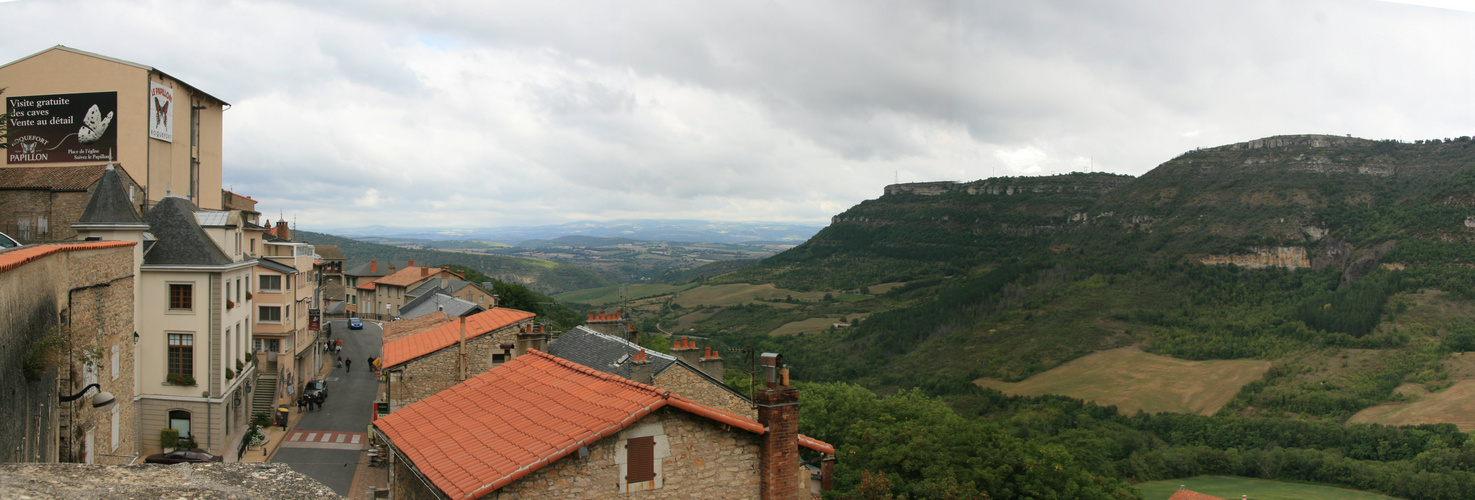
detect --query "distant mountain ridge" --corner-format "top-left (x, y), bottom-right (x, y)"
top-left (308, 219), bottom-right (824, 245)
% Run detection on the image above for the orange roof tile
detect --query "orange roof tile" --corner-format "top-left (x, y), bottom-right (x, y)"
top-left (1168, 489), bottom-right (1225, 500)
top-left (382, 314), bottom-right (455, 343)
top-left (380, 308), bottom-right (535, 368)
top-left (373, 265), bottom-right (464, 288)
top-left (373, 350), bottom-right (833, 499)
top-left (0, 241), bottom-right (136, 274)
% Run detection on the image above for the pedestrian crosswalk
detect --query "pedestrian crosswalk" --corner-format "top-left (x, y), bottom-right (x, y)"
top-left (280, 431), bottom-right (366, 450)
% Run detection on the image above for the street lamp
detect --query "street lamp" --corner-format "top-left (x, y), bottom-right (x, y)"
top-left (59, 383), bottom-right (116, 409)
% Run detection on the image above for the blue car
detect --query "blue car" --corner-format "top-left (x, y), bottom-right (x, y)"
top-left (348, 318), bottom-right (363, 330)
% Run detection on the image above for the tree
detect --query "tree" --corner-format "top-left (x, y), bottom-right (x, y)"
top-left (0, 88), bottom-right (10, 150)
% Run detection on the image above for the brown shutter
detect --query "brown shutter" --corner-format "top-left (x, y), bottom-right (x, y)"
top-left (626, 436), bottom-right (655, 483)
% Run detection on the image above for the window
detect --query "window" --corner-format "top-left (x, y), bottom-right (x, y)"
top-left (259, 275), bottom-right (281, 292)
top-left (110, 344), bottom-right (119, 380)
top-left (225, 281), bottom-right (231, 303)
top-left (169, 410), bottom-right (191, 439)
top-left (168, 333), bottom-right (193, 378)
top-left (110, 404), bottom-right (119, 451)
top-left (236, 278), bottom-right (241, 302)
top-left (253, 338), bottom-right (280, 353)
top-left (259, 306), bottom-right (281, 322)
top-left (627, 436), bottom-right (655, 483)
top-left (169, 284), bottom-right (192, 310)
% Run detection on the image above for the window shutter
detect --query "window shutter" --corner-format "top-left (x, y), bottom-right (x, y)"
top-left (626, 436), bottom-right (655, 483)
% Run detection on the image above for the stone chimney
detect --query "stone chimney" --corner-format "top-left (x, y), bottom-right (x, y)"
top-left (756, 353), bottom-right (801, 500)
top-left (514, 322), bottom-right (548, 357)
top-left (630, 349), bottom-right (653, 385)
top-left (673, 337), bottom-right (702, 368)
top-left (699, 346), bottom-right (724, 380)
top-left (275, 220), bottom-right (291, 241)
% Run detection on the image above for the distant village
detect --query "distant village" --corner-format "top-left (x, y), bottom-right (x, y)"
top-left (0, 46), bottom-right (832, 499)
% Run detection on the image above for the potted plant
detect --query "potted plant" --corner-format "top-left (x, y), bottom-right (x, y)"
top-left (245, 352), bottom-right (253, 363)
top-left (236, 359), bottom-right (245, 371)
top-left (160, 428), bottom-right (179, 452)
top-left (246, 426), bottom-right (266, 450)
top-left (226, 368), bottom-right (235, 380)
top-left (246, 291), bottom-right (253, 300)
top-left (227, 299), bottom-right (235, 310)
top-left (167, 373), bottom-right (196, 386)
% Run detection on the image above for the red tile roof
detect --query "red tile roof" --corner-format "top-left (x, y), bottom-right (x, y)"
top-left (380, 308), bottom-right (535, 368)
top-left (0, 241), bottom-right (136, 274)
top-left (373, 350), bottom-right (834, 499)
top-left (374, 265), bottom-right (464, 288)
top-left (1168, 489), bottom-right (1225, 500)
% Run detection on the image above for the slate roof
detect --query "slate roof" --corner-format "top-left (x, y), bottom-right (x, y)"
top-left (373, 350), bottom-right (832, 499)
top-left (380, 307), bottom-right (535, 368)
top-left (407, 278), bottom-right (476, 299)
top-left (0, 164), bottom-right (110, 191)
top-left (75, 164), bottom-right (145, 226)
top-left (142, 196), bottom-right (235, 266)
top-left (256, 258), bottom-right (297, 275)
top-left (382, 314), bottom-right (454, 343)
top-left (399, 288), bottom-right (483, 319)
top-left (325, 302), bottom-right (346, 315)
top-left (548, 326), bottom-right (678, 379)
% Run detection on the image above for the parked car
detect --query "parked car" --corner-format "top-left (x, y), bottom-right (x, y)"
top-left (144, 448), bottom-right (221, 464)
top-left (348, 317), bottom-right (363, 330)
top-left (0, 231), bottom-right (18, 249)
top-left (304, 379), bottom-right (328, 400)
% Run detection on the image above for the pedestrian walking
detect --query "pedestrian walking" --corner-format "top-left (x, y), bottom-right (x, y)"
top-left (297, 395), bottom-right (307, 413)
top-left (314, 393), bottom-right (324, 411)
top-left (346, 358), bottom-right (352, 373)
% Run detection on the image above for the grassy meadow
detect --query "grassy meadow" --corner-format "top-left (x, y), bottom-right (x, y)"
top-left (975, 347), bottom-right (1271, 415)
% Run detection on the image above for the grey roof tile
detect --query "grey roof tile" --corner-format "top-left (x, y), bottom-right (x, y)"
top-left (75, 164), bottom-right (145, 226)
top-left (142, 196), bottom-right (234, 266)
top-left (548, 326), bottom-right (677, 379)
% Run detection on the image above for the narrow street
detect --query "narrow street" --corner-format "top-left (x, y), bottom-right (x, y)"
top-left (272, 319), bottom-right (384, 496)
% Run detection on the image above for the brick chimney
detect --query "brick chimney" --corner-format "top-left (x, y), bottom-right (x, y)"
top-left (630, 349), bottom-right (653, 385)
top-left (408, 259), bottom-right (415, 267)
top-left (699, 346), bottom-right (724, 380)
top-left (421, 265), bottom-right (429, 277)
top-left (275, 220), bottom-right (291, 241)
top-left (371, 260), bottom-right (377, 273)
top-left (673, 337), bottom-right (702, 368)
top-left (757, 352), bottom-right (801, 500)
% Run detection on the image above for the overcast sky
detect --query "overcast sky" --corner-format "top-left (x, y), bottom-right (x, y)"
top-left (3, 0), bottom-right (1472, 230)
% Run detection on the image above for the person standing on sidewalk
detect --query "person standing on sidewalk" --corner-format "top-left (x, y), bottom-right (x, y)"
top-left (345, 358), bottom-right (352, 373)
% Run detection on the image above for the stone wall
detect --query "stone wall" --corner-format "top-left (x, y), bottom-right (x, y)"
top-left (0, 173), bottom-right (143, 244)
top-left (654, 364), bottom-right (754, 420)
top-left (0, 243), bottom-right (137, 464)
top-left (387, 319), bottom-right (531, 411)
top-left (485, 407), bottom-right (761, 499)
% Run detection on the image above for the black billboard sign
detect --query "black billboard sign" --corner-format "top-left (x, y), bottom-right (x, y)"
top-left (6, 91), bottom-right (118, 164)
top-left (309, 309), bottom-right (321, 331)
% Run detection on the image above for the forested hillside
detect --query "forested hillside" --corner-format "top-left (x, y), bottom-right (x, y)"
top-left (631, 134), bottom-right (1475, 499)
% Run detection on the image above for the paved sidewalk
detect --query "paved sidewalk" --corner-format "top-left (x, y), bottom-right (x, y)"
top-left (347, 369), bottom-right (389, 500)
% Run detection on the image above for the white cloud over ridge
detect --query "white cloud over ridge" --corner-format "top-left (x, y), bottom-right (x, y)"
top-left (2, 0), bottom-right (1473, 229)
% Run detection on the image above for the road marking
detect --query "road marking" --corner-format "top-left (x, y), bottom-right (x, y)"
top-left (281, 431), bottom-right (368, 451)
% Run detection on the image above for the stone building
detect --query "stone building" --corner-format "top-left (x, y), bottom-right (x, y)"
top-left (379, 307), bottom-right (536, 411)
top-left (0, 239), bottom-right (138, 465)
top-left (354, 261), bottom-right (462, 320)
top-left (0, 164), bottom-right (145, 244)
top-left (549, 327), bottom-right (754, 419)
top-left (372, 350), bottom-right (833, 499)
top-left (1, 45), bottom-right (229, 211)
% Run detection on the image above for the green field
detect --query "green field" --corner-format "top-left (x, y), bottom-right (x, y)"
top-left (1136, 476), bottom-right (1399, 500)
top-left (976, 347), bottom-right (1270, 416)
top-left (670, 283), bottom-right (827, 308)
top-left (552, 283), bottom-right (697, 305)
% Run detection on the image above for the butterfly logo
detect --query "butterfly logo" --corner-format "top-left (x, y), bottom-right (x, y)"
top-left (78, 104), bottom-right (114, 144)
top-left (19, 141), bottom-right (37, 154)
top-left (154, 97), bottom-right (169, 127)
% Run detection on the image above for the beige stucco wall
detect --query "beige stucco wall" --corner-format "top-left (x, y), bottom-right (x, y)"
top-left (0, 47), bottom-right (224, 209)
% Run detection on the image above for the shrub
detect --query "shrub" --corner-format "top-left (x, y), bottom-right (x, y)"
top-left (160, 428), bottom-right (179, 449)
top-left (167, 374), bottom-right (196, 386)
